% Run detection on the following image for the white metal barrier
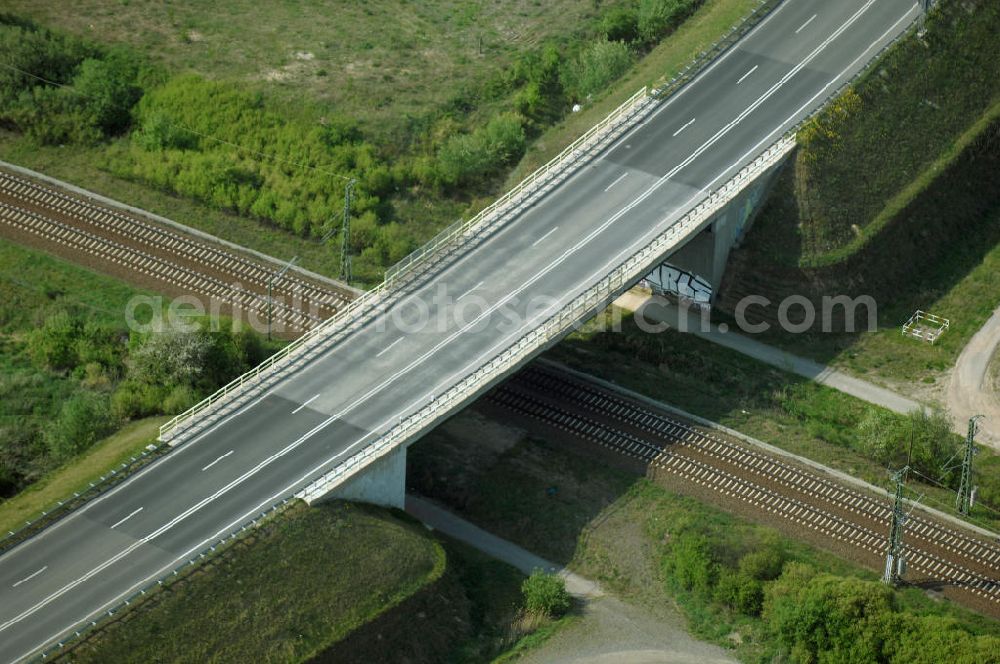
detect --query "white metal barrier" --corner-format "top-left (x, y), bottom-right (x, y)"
top-left (296, 135), bottom-right (796, 503)
top-left (158, 86), bottom-right (654, 443)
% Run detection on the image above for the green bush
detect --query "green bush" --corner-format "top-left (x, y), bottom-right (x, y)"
top-left (521, 570), bottom-right (571, 618)
top-left (637, 0), bottom-right (701, 46)
top-left (436, 112), bottom-right (526, 187)
top-left (564, 38), bottom-right (634, 100)
top-left (663, 530), bottom-right (718, 597)
top-left (44, 391), bottom-right (117, 460)
top-left (858, 407), bottom-right (959, 486)
top-left (0, 16), bottom-right (144, 144)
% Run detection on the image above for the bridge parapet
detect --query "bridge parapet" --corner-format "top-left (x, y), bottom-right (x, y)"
top-left (297, 134), bottom-right (796, 504)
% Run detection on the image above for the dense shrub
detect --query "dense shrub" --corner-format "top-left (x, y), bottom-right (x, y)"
top-left (637, 0), bottom-right (701, 46)
top-left (858, 407), bottom-right (959, 486)
top-left (521, 570), bottom-right (571, 618)
top-left (0, 15), bottom-right (143, 143)
top-left (663, 530), bottom-right (718, 597)
top-left (44, 391), bottom-right (117, 460)
top-left (435, 112), bottom-right (526, 187)
top-left (113, 75), bottom-right (385, 239)
top-left (563, 38), bottom-right (634, 101)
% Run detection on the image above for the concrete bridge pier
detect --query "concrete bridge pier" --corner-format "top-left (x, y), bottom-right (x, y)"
top-left (646, 156), bottom-right (789, 302)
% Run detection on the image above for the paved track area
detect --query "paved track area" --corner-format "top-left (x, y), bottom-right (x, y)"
top-left (0, 2), bottom-right (924, 660)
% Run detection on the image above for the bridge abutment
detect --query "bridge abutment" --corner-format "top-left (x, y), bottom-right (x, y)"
top-left (310, 444), bottom-right (408, 509)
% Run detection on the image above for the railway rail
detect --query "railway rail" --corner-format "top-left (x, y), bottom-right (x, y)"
top-left (0, 169), bottom-right (351, 334)
top-left (487, 364), bottom-right (1000, 609)
top-left (5, 166), bottom-right (999, 611)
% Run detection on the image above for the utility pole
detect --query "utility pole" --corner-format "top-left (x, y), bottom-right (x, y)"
top-left (956, 415), bottom-right (984, 516)
top-left (340, 179), bottom-right (355, 284)
top-left (883, 464), bottom-right (909, 585)
top-left (267, 255), bottom-right (299, 341)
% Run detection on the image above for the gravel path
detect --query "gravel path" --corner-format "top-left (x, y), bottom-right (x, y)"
top-left (615, 291), bottom-right (922, 415)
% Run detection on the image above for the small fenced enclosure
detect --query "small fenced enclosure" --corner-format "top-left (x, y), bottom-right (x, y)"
top-left (902, 310), bottom-right (950, 344)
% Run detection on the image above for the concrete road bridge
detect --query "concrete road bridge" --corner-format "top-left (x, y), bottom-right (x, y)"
top-left (0, 1), bottom-right (923, 660)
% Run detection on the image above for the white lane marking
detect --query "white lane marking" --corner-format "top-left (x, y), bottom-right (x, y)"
top-left (456, 281), bottom-right (484, 301)
top-left (376, 338), bottom-right (403, 357)
top-left (604, 173), bottom-right (629, 192)
top-left (5, 2), bottom-right (915, 652)
top-left (3, 0), bottom-right (796, 574)
top-left (532, 227), bottom-right (559, 247)
top-left (11, 567), bottom-right (47, 589)
top-left (737, 64), bottom-right (759, 85)
top-left (291, 395), bottom-right (320, 414)
top-left (795, 14), bottom-right (817, 34)
top-left (672, 118), bottom-right (696, 137)
top-left (110, 508), bottom-right (143, 530)
top-left (201, 451), bottom-right (234, 472)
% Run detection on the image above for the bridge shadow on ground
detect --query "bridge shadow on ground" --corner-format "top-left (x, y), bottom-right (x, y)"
top-left (407, 401), bottom-right (642, 567)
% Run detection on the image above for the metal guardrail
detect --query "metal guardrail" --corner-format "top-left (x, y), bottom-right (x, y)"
top-left (296, 135), bottom-right (797, 503)
top-left (158, 86), bottom-right (653, 442)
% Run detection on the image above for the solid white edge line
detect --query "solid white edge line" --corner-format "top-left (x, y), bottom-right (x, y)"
top-left (11, 567), bottom-right (47, 589)
top-left (109, 508), bottom-right (143, 530)
top-left (4, 3), bottom-right (922, 658)
top-left (4, 2), bottom-right (886, 636)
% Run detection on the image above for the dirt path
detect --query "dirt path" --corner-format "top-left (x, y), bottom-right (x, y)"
top-left (947, 306), bottom-right (1000, 448)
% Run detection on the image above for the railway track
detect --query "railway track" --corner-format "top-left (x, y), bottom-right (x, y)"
top-left (487, 363), bottom-right (1000, 607)
top-left (0, 170), bottom-right (352, 334)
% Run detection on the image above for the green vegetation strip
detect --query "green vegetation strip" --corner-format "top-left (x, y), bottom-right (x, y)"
top-left (60, 501), bottom-right (445, 663)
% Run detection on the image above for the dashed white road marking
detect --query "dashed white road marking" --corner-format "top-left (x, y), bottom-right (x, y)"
top-left (456, 281), bottom-right (484, 301)
top-left (795, 14), bottom-right (817, 34)
top-left (376, 338), bottom-right (403, 357)
top-left (12, 567), bottom-right (47, 589)
top-left (291, 395), bottom-right (320, 414)
top-left (737, 64), bottom-right (759, 85)
top-left (201, 451), bottom-right (234, 472)
top-left (110, 508), bottom-right (143, 529)
top-left (604, 173), bottom-right (629, 192)
top-left (672, 118), bottom-right (696, 137)
top-left (532, 226), bottom-right (559, 247)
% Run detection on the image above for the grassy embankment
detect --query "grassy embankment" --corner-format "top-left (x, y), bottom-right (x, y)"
top-left (546, 310), bottom-right (1000, 532)
top-left (59, 500), bottom-right (566, 663)
top-left (715, 0), bottom-right (1000, 388)
top-left (409, 418), bottom-right (1000, 662)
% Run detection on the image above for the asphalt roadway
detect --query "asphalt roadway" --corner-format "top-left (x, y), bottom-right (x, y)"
top-left (0, 1), bottom-right (922, 660)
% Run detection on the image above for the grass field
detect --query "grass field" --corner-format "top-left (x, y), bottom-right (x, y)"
top-left (0, 417), bottom-right (164, 537)
top-left (410, 419), bottom-right (1000, 661)
top-left (5, 0), bottom-right (629, 139)
top-left (545, 309), bottom-right (1000, 532)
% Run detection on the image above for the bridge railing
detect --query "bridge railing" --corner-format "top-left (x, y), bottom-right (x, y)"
top-left (297, 134), bottom-right (797, 503)
top-left (158, 86), bottom-right (652, 442)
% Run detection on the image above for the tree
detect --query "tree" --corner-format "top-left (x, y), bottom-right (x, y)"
top-left (522, 570), bottom-right (571, 617)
